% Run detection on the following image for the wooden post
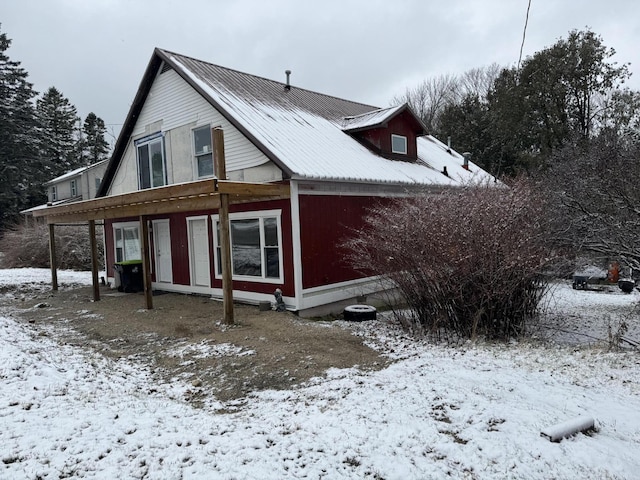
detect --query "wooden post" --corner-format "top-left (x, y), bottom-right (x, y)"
top-left (89, 220), bottom-right (100, 301)
top-left (48, 223), bottom-right (58, 291)
top-left (214, 127), bottom-right (234, 325)
top-left (139, 216), bottom-right (153, 310)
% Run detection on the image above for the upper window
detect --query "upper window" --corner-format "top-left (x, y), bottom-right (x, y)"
top-left (391, 134), bottom-right (408, 155)
top-left (212, 210), bottom-right (283, 283)
top-left (70, 179), bottom-right (77, 197)
top-left (95, 177), bottom-right (102, 192)
top-left (193, 126), bottom-right (214, 178)
top-left (136, 133), bottom-right (166, 189)
top-left (114, 222), bottom-right (141, 263)
top-left (51, 185), bottom-right (57, 201)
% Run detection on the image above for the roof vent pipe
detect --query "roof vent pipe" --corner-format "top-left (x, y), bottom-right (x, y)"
top-left (284, 70), bottom-right (291, 91)
top-left (462, 152), bottom-right (471, 170)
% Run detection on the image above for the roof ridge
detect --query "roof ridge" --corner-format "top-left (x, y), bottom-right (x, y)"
top-left (157, 48), bottom-right (379, 112)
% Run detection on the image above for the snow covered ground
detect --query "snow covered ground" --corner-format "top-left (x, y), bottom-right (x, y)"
top-left (1, 269), bottom-right (639, 479)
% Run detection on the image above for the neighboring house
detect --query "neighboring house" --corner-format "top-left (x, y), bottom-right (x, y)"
top-left (22, 161), bottom-right (108, 217)
top-left (88, 48), bottom-right (493, 316)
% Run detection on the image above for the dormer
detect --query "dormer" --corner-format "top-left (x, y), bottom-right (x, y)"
top-left (341, 104), bottom-right (427, 161)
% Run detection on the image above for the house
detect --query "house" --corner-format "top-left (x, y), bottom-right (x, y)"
top-left (21, 160), bottom-right (108, 217)
top-left (36, 48), bottom-right (493, 316)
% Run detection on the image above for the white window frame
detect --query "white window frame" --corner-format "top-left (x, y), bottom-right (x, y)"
top-left (391, 134), bottom-right (408, 154)
top-left (135, 132), bottom-right (166, 189)
top-left (211, 209), bottom-right (283, 284)
top-left (51, 185), bottom-right (57, 201)
top-left (113, 221), bottom-right (141, 263)
top-left (193, 125), bottom-right (214, 179)
top-left (70, 179), bottom-right (77, 197)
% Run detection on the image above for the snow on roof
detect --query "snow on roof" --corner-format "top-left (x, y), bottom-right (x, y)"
top-left (166, 51), bottom-right (493, 187)
top-left (44, 160), bottom-right (108, 186)
top-left (20, 197), bottom-right (80, 215)
top-left (341, 104), bottom-right (406, 132)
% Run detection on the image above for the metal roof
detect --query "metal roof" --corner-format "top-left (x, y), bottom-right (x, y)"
top-left (98, 48), bottom-right (493, 196)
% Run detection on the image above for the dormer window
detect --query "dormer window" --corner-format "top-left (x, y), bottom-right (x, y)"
top-left (391, 134), bottom-right (407, 155)
top-left (70, 179), bottom-right (77, 197)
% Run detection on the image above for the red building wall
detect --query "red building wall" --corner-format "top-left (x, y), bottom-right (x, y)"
top-left (357, 111), bottom-right (420, 158)
top-left (103, 198), bottom-right (294, 296)
top-left (298, 194), bottom-right (392, 289)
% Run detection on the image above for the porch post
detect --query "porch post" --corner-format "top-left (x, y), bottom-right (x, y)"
top-left (214, 127), bottom-right (234, 325)
top-left (139, 216), bottom-right (153, 310)
top-left (89, 219), bottom-right (100, 301)
top-left (48, 223), bottom-right (58, 291)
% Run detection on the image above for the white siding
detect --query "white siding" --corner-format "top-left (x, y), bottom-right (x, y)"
top-left (109, 68), bottom-right (279, 195)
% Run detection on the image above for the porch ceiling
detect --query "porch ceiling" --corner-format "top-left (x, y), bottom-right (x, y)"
top-left (32, 179), bottom-right (291, 224)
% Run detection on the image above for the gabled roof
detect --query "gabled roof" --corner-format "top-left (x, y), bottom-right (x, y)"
top-left (98, 48), bottom-right (491, 196)
top-left (341, 104), bottom-right (426, 133)
top-left (45, 160), bottom-right (108, 186)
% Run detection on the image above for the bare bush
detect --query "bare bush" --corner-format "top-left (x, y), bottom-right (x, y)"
top-left (345, 181), bottom-right (559, 341)
top-left (0, 221), bottom-right (103, 270)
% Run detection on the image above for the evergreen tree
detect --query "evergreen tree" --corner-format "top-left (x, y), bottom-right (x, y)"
top-left (81, 112), bottom-right (110, 164)
top-left (0, 26), bottom-right (42, 232)
top-left (36, 86), bottom-right (81, 178)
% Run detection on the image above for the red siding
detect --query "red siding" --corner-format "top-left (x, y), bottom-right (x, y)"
top-left (104, 199), bottom-right (294, 297)
top-left (299, 195), bottom-right (391, 289)
top-left (357, 110), bottom-right (422, 159)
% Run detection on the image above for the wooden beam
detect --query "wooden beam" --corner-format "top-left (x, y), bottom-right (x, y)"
top-left (34, 179), bottom-right (219, 218)
top-left (215, 181), bottom-right (290, 197)
top-left (48, 223), bottom-right (58, 291)
top-left (34, 179), bottom-right (290, 221)
top-left (35, 178), bottom-right (290, 226)
top-left (139, 216), bottom-right (153, 310)
top-left (89, 220), bottom-right (100, 302)
top-left (44, 195), bottom-right (223, 224)
top-left (214, 127), bottom-right (234, 325)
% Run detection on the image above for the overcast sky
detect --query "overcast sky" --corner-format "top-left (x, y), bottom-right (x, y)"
top-left (2, 0), bottom-right (638, 143)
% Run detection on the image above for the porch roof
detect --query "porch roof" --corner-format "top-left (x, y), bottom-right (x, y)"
top-left (32, 179), bottom-right (290, 224)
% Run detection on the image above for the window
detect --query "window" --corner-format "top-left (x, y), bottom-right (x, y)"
top-left (51, 185), bottom-right (57, 201)
top-left (136, 133), bottom-right (166, 189)
top-left (113, 223), bottom-right (141, 263)
top-left (95, 177), bottom-right (102, 192)
top-left (70, 179), bottom-right (77, 197)
top-left (212, 210), bottom-right (282, 282)
top-left (193, 125), bottom-right (214, 178)
top-left (391, 134), bottom-right (408, 154)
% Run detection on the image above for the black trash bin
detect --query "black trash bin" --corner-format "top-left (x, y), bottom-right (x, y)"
top-left (114, 260), bottom-right (144, 293)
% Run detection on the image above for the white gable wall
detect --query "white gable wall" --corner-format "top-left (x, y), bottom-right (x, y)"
top-left (109, 68), bottom-right (281, 196)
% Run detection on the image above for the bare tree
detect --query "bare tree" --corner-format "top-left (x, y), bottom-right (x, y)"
top-left (390, 74), bottom-right (458, 132)
top-left (458, 63), bottom-right (501, 99)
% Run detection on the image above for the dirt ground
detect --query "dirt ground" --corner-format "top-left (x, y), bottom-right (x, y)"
top-left (5, 284), bottom-right (387, 408)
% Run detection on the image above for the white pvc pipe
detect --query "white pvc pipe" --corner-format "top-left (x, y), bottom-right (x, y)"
top-left (540, 416), bottom-right (595, 442)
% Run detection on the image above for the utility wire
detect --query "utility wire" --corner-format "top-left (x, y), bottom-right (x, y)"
top-left (517, 0), bottom-right (532, 71)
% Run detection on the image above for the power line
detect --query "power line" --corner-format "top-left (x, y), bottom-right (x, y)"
top-left (518, 0), bottom-right (532, 71)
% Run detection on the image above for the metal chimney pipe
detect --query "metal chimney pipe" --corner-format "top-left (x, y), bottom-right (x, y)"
top-left (284, 70), bottom-right (291, 91)
top-left (462, 152), bottom-right (471, 170)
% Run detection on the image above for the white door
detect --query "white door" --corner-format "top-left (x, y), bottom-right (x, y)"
top-left (153, 220), bottom-right (173, 283)
top-left (188, 217), bottom-right (210, 287)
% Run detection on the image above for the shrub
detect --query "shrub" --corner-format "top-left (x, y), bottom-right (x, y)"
top-left (345, 180), bottom-right (559, 341)
top-left (0, 221), bottom-right (104, 271)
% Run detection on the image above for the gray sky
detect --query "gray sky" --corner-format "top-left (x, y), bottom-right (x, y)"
top-left (2, 0), bottom-right (638, 144)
